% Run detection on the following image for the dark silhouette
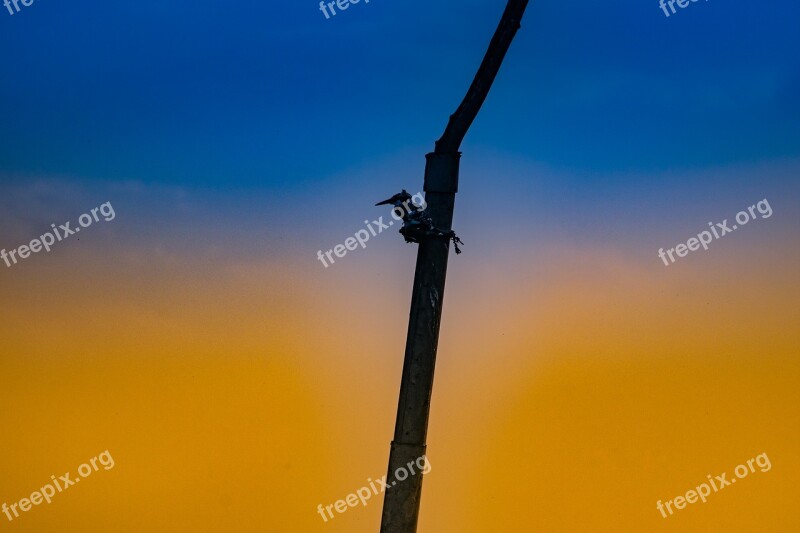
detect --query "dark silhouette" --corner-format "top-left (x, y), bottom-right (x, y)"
top-left (376, 190), bottom-right (463, 254)
top-left (379, 1), bottom-right (531, 532)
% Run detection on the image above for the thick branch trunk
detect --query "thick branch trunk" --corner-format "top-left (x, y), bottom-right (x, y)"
top-left (380, 2), bottom-right (530, 532)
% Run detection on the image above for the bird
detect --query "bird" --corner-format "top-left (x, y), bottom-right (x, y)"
top-left (375, 190), bottom-right (463, 254)
top-left (375, 190), bottom-right (417, 213)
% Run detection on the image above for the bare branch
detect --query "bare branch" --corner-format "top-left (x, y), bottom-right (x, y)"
top-left (435, 0), bottom-right (530, 153)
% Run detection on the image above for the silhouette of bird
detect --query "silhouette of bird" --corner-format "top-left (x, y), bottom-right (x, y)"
top-left (375, 190), bottom-right (463, 254)
top-left (375, 190), bottom-right (416, 213)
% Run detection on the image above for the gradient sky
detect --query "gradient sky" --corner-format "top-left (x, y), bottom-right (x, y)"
top-left (1, 0), bottom-right (799, 531)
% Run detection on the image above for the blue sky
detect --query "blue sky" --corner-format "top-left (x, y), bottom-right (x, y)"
top-left (2, 0), bottom-right (798, 193)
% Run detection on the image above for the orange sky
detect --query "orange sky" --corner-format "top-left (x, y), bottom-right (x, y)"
top-left (1, 226), bottom-right (798, 531)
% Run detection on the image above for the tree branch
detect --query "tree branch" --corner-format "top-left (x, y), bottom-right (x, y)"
top-left (434, 0), bottom-right (530, 153)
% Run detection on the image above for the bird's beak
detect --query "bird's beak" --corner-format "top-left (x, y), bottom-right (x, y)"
top-left (375, 197), bottom-right (394, 206)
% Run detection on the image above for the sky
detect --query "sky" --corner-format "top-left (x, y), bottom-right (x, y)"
top-left (1, 0), bottom-right (799, 531)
